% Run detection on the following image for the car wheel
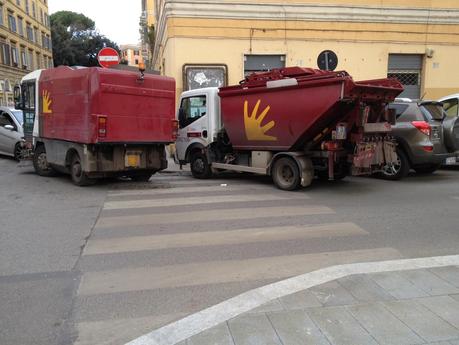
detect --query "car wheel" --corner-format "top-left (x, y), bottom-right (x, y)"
top-left (414, 164), bottom-right (440, 174)
top-left (33, 145), bottom-right (57, 177)
top-left (190, 152), bottom-right (212, 179)
top-left (70, 153), bottom-right (95, 186)
top-left (14, 142), bottom-right (22, 161)
top-left (272, 156), bottom-right (302, 190)
top-left (380, 149), bottom-right (410, 180)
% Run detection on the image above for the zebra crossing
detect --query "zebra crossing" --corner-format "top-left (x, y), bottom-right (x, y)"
top-left (73, 174), bottom-right (402, 345)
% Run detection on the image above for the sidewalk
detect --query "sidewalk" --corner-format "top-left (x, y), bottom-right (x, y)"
top-left (180, 266), bottom-right (459, 345)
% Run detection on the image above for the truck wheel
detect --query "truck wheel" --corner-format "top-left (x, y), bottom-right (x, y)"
top-left (33, 145), bottom-right (57, 177)
top-left (380, 149), bottom-right (410, 180)
top-left (190, 152), bottom-right (212, 179)
top-left (70, 154), bottom-right (95, 186)
top-left (272, 157), bottom-right (301, 191)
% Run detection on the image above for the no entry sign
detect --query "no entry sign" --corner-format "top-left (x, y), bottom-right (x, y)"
top-left (97, 47), bottom-right (120, 68)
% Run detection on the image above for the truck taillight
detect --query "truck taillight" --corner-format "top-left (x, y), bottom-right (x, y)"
top-left (98, 116), bottom-right (107, 137)
top-left (411, 121), bottom-right (431, 136)
top-left (172, 119), bottom-right (179, 140)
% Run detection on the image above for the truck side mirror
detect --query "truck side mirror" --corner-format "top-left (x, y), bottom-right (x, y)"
top-left (178, 108), bottom-right (186, 128)
top-left (13, 85), bottom-right (23, 110)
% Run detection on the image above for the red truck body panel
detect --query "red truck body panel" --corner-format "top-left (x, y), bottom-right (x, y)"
top-left (38, 66), bottom-right (175, 144)
top-left (218, 67), bottom-right (403, 151)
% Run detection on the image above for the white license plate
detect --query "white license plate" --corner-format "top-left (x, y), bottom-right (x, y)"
top-left (446, 157), bottom-right (457, 165)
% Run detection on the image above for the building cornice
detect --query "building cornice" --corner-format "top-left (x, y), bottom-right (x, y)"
top-left (153, 0), bottom-right (459, 65)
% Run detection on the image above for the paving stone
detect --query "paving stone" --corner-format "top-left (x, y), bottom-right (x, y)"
top-left (267, 309), bottom-right (331, 345)
top-left (228, 313), bottom-right (282, 345)
top-left (449, 339), bottom-right (459, 344)
top-left (383, 300), bottom-right (459, 342)
top-left (248, 299), bottom-right (284, 314)
top-left (279, 289), bottom-right (323, 310)
top-left (451, 295), bottom-right (459, 303)
top-left (309, 281), bottom-right (358, 307)
top-left (337, 274), bottom-right (394, 303)
top-left (429, 266), bottom-right (459, 288)
top-left (417, 296), bottom-right (459, 329)
top-left (369, 271), bottom-right (429, 299)
top-left (401, 269), bottom-right (459, 296)
top-left (187, 322), bottom-right (234, 345)
top-left (347, 302), bottom-right (424, 345)
top-left (424, 342), bottom-right (456, 345)
top-left (308, 306), bottom-right (378, 345)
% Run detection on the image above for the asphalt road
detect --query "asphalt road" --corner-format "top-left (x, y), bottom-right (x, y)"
top-left (0, 156), bottom-right (458, 345)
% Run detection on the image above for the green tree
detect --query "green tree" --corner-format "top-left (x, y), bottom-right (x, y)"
top-left (50, 11), bottom-right (120, 67)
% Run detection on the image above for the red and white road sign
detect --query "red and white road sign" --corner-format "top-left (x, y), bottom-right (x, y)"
top-left (97, 47), bottom-right (120, 68)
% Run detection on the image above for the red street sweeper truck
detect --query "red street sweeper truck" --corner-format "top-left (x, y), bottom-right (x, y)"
top-left (14, 66), bottom-right (177, 185)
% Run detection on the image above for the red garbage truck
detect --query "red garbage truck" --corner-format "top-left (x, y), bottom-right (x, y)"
top-left (14, 66), bottom-right (177, 185)
top-left (175, 67), bottom-right (403, 190)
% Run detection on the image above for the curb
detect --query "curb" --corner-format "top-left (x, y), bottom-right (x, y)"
top-left (125, 254), bottom-right (459, 345)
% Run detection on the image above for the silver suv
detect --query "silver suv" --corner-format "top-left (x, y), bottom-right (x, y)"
top-left (381, 99), bottom-right (457, 179)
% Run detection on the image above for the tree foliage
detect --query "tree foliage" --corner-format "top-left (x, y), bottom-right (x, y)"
top-left (50, 11), bottom-right (120, 67)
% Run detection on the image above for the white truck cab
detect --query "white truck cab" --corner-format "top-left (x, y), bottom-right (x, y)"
top-left (176, 87), bottom-right (221, 168)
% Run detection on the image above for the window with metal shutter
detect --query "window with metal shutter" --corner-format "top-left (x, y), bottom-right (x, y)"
top-left (388, 54), bottom-right (423, 100)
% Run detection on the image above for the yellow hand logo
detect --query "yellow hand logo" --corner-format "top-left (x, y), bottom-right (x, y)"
top-left (244, 99), bottom-right (277, 141)
top-left (43, 90), bottom-right (52, 114)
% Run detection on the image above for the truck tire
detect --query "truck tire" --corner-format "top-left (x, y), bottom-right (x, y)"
top-left (33, 145), bottom-right (57, 177)
top-left (190, 152), bottom-right (212, 179)
top-left (70, 153), bottom-right (95, 186)
top-left (272, 156), bottom-right (301, 191)
top-left (380, 148), bottom-right (410, 180)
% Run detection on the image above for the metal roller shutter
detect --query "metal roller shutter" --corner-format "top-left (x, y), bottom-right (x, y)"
top-left (388, 54), bottom-right (423, 100)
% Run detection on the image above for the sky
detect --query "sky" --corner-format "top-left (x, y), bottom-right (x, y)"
top-left (48, 0), bottom-right (142, 45)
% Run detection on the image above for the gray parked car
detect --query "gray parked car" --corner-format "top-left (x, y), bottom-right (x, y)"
top-left (0, 106), bottom-right (24, 160)
top-left (380, 99), bottom-right (457, 179)
top-left (438, 93), bottom-right (459, 165)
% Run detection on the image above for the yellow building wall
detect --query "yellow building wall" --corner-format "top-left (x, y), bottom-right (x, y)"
top-left (154, 0), bottom-right (459, 101)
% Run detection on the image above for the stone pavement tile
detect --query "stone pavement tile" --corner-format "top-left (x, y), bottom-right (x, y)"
top-left (267, 309), bottom-right (331, 345)
top-left (187, 322), bottom-right (234, 345)
top-left (401, 269), bottom-right (459, 296)
top-left (452, 295), bottom-right (459, 303)
top-left (449, 339), bottom-right (459, 344)
top-left (279, 289), bottom-right (323, 310)
top-left (383, 299), bottom-right (459, 342)
top-left (307, 306), bottom-right (378, 345)
top-left (347, 302), bottom-right (424, 345)
top-left (337, 274), bottom-right (394, 303)
top-left (369, 271), bottom-right (429, 299)
top-left (417, 296), bottom-right (459, 329)
top-left (429, 266), bottom-right (459, 288)
top-left (228, 313), bottom-right (282, 345)
top-left (248, 299), bottom-right (284, 314)
top-left (309, 281), bottom-right (358, 307)
top-left (424, 342), bottom-right (456, 345)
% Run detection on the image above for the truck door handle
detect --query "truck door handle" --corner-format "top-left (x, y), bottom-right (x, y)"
top-left (202, 130), bottom-right (208, 138)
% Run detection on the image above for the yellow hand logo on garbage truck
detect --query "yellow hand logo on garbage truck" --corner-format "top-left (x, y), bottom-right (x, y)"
top-left (42, 90), bottom-right (52, 114)
top-left (243, 99), bottom-right (277, 141)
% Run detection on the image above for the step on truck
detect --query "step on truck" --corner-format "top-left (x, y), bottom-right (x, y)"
top-left (14, 66), bottom-right (177, 186)
top-left (175, 67), bottom-right (403, 190)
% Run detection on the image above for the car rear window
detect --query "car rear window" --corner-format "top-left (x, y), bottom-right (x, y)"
top-left (421, 104), bottom-right (445, 121)
top-left (388, 104), bottom-right (409, 118)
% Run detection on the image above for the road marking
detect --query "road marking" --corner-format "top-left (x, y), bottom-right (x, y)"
top-left (103, 193), bottom-right (304, 210)
top-left (108, 185), bottom-right (274, 197)
top-left (125, 254), bottom-right (459, 345)
top-left (78, 247), bottom-right (400, 295)
top-left (96, 206), bottom-right (334, 228)
top-left (83, 222), bottom-right (367, 255)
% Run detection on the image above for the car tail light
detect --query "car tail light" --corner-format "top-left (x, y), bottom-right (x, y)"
top-left (411, 121), bottom-right (431, 136)
top-left (98, 116), bottom-right (107, 138)
top-left (172, 119), bottom-right (179, 140)
top-left (422, 145), bottom-right (434, 152)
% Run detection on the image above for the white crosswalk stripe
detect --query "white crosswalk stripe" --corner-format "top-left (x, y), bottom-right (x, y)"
top-left (75, 174), bottom-right (401, 344)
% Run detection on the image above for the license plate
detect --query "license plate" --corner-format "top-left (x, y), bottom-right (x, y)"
top-left (125, 152), bottom-right (141, 168)
top-left (446, 157), bottom-right (457, 165)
